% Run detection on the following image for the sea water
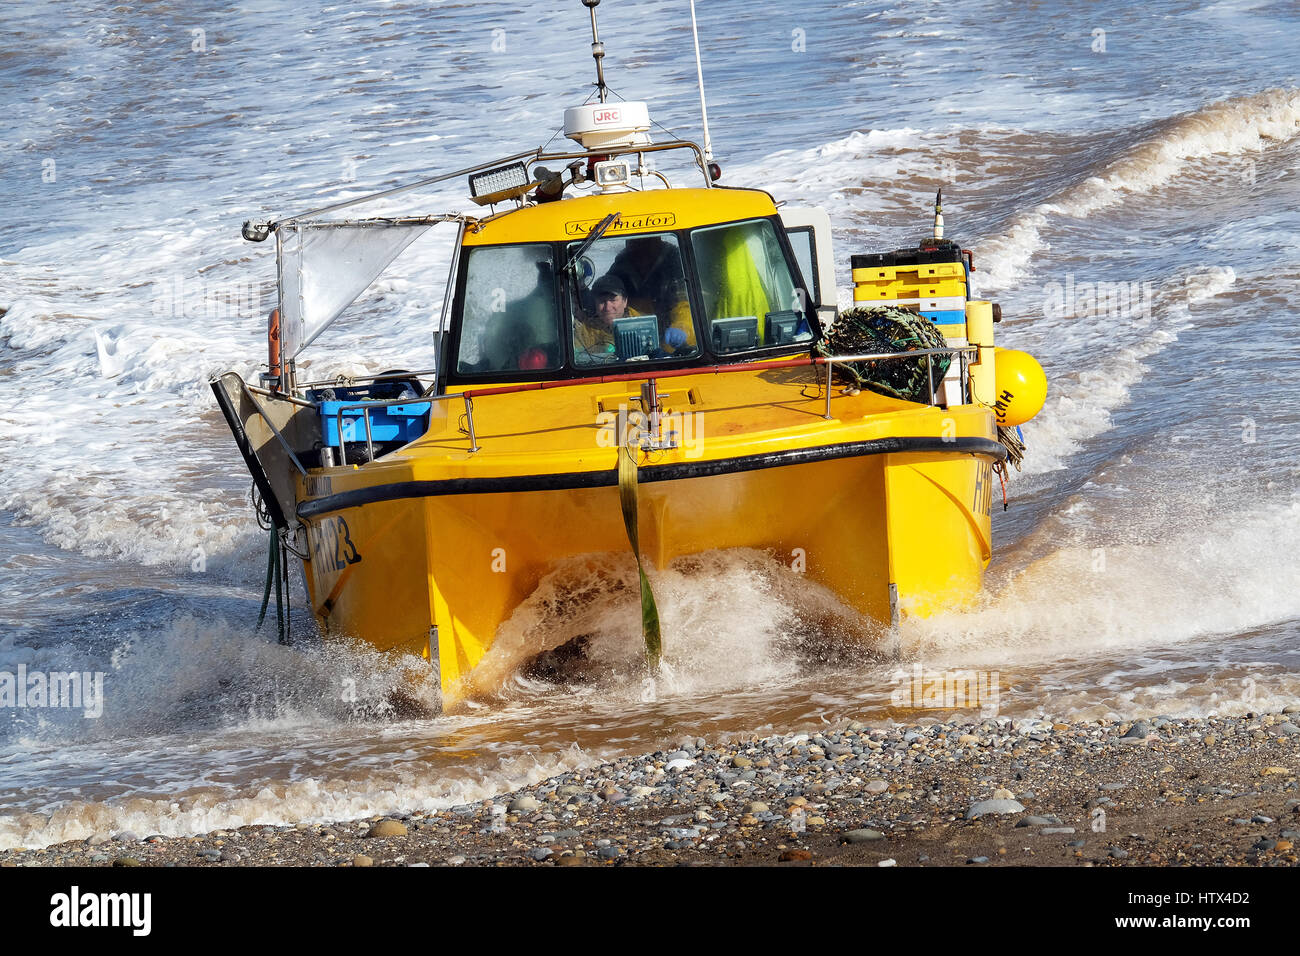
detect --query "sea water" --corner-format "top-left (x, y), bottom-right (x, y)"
top-left (1, 0), bottom-right (1298, 849)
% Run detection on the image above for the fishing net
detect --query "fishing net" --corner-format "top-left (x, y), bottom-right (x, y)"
top-left (814, 305), bottom-right (952, 402)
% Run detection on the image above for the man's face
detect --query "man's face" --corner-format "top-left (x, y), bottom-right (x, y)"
top-left (595, 291), bottom-right (627, 327)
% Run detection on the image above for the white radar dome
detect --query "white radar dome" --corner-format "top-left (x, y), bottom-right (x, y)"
top-left (563, 102), bottom-right (653, 150)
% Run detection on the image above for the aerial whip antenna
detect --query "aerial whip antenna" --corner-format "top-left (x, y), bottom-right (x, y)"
top-left (688, 0), bottom-right (715, 163)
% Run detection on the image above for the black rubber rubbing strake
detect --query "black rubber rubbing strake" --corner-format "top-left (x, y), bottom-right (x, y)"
top-left (296, 436), bottom-right (1007, 519)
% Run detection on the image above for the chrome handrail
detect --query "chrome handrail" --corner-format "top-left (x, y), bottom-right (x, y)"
top-left (322, 345), bottom-right (974, 466)
top-left (297, 368), bottom-right (438, 389)
top-left (329, 392), bottom-right (478, 464)
top-left (816, 346), bottom-right (974, 420)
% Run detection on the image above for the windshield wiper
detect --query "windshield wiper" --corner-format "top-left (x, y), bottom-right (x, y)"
top-left (565, 212), bottom-right (621, 276)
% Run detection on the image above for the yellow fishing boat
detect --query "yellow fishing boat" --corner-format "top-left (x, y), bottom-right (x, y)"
top-left (212, 0), bottom-right (1046, 711)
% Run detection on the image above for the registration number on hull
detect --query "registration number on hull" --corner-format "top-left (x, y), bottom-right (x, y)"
top-left (309, 515), bottom-right (363, 572)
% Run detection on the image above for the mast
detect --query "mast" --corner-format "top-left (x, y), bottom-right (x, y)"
top-left (583, 0), bottom-right (607, 104)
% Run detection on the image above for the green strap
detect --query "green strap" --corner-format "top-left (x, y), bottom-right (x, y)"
top-left (618, 444), bottom-right (662, 670)
top-left (255, 527), bottom-right (276, 631)
top-left (255, 526), bottom-right (288, 645)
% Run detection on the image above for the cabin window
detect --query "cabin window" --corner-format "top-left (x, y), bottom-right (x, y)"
top-left (690, 218), bottom-right (812, 355)
top-left (786, 226), bottom-right (819, 306)
top-left (455, 243), bottom-right (561, 374)
top-left (565, 232), bottom-right (699, 367)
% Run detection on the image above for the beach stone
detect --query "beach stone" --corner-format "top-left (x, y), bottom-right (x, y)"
top-left (446, 856), bottom-right (466, 865)
top-left (1015, 815), bottom-right (1060, 828)
top-left (731, 755), bottom-right (752, 769)
top-left (1108, 847), bottom-right (1129, 859)
top-left (1122, 721), bottom-right (1150, 739)
top-left (1283, 705), bottom-right (1300, 714)
top-left (597, 845), bottom-right (623, 860)
top-left (352, 855), bottom-right (373, 867)
top-left (112, 857), bottom-right (141, 867)
top-left (665, 758), bottom-right (695, 772)
top-left (967, 856), bottom-right (989, 864)
top-left (1252, 815), bottom-right (1274, 824)
top-left (840, 829), bottom-right (884, 843)
top-left (113, 831), bottom-right (140, 843)
top-left (1276, 723), bottom-right (1300, 736)
top-left (508, 796), bottom-right (541, 813)
top-left (746, 801), bottom-right (770, 814)
top-left (878, 858), bottom-right (897, 867)
top-left (1203, 735), bottom-right (1217, 746)
top-left (864, 779), bottom-right (889, 794)
top-left (966, 798), bottom-right (1025, 819)
top-left (1254, 838), bottom-right (1277, 852)
top-left (1041, 827), bottom-right (1076, 835)
top-left (530, 848), bottom-right (553, 861)
top-left (85, 833), bottom-right (110, 847)
top-left (367, 820), bottom-right (407, 838)
top-left (991, 788), bottom-right (1015, 799)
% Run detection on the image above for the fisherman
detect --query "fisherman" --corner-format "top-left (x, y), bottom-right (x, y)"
top-left (573, 273), bottom-right (632, 363)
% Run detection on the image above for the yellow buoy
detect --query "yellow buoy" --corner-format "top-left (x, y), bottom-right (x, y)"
top-left (992, 348), bottom-right (1047, 426)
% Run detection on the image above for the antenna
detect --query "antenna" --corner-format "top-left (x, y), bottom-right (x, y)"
top-left (688, 0), bottom-right (714, 163)
top-left (583, 0), bottom-right (607, 104)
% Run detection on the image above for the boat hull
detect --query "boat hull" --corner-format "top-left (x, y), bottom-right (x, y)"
top-left (296, 433), bottom-right (1001, 710)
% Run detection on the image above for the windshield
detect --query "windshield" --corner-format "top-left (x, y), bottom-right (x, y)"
top-left (690, 218), bottom-right (813, 355)
top-left (566, 232), bottom-right (699, 367)
top-left (455, 243), bottom-right (561, 374)
top-left (450, 219), bottom-right (814, 379)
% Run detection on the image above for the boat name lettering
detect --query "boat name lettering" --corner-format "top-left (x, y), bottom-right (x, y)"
top-left (564, 212), bottom-right (676, 236)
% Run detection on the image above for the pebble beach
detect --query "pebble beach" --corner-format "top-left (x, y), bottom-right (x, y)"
top-left (5, 709), bottom-right (1298, 868)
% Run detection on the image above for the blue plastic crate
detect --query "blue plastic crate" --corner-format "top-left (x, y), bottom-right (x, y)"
top-left (920, 309), bottom-right (967, 324)
top-left (319, 400), bottom-right (430, 445)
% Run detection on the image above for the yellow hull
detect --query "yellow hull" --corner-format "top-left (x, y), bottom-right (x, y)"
top-left (294, 365), bottom-right (1001, 710)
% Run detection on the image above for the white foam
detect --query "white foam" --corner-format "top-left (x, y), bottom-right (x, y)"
top-left (466, 549), bottom-right (857, 701)
top-left (907, 498), bottom-right (1300, 675)
top-left (0, 746), bottom-right (594, 852)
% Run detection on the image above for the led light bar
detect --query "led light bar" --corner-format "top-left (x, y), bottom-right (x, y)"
top-left (468, 162), bottom-right (532, 206)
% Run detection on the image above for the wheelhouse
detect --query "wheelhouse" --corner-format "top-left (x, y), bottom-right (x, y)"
top-left (439, 188), bottom-right (822, 389)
